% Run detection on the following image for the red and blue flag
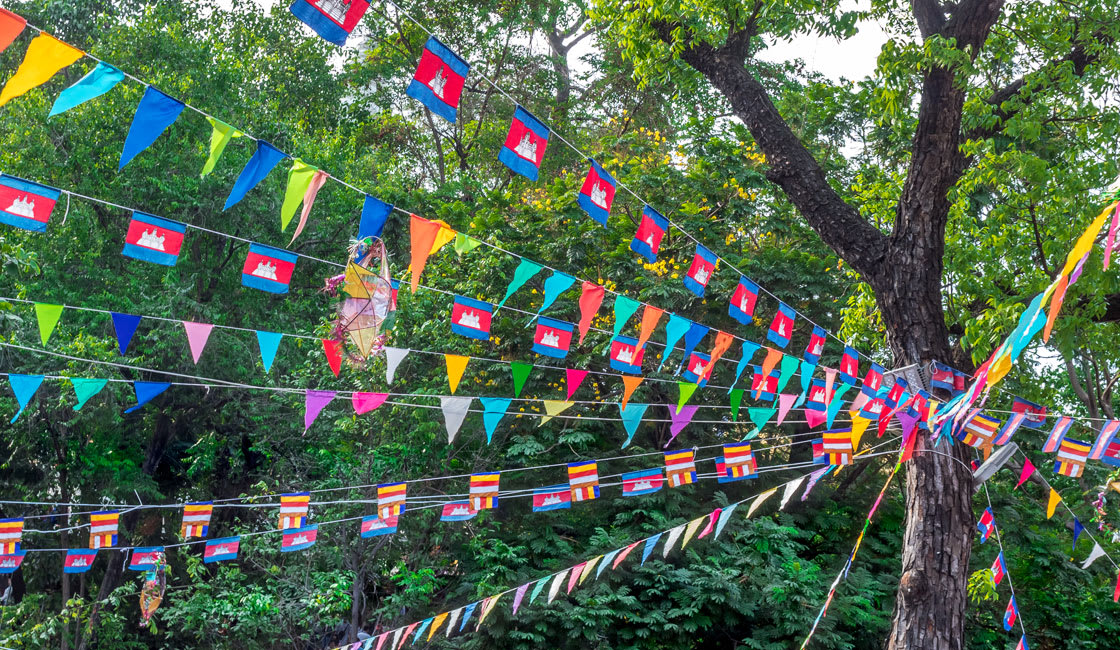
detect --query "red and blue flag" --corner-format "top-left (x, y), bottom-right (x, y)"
top-left (680, 351), bottom-right (711, 388)
top-left (281, 525), bottom-right (318, 552)
top-left (750, 365), bottom-right (780, 401)
top-left (360, 515), bottom-right (398, 537)
top-left (1003, 596), bottom-right (1018, 631)
top-left (1015, 636), bottom-right (1028, 650)
top-left (609, 335), bottom-right (644, 374)
top-left (0, 174), bottom-right (60, 232)
top-left (440, 502), bottom-right (478, 522)
top-left (992, 412), bottom-right (1026, 446)
top-left (630, 206), bottom-right (668, 263)
top-left (682, 244), bottom-right (717, 297)
top-left (990, 551), bottom-right (1007, 585)
top-left (807, 379), bottom-right (828, 413)
top-left (767, 303), bottom-right (795, 348)
top-left (1011, 396), bottom-right (1046, 429)
top-left (289, 0), bottom-right (370, 46)
top-left (976, 507), bottom-right (994, 543)
top-left (621, 469), bottom-right (663, 496)
top-left (860, 362), bottom-right (884, 398)
top-left (1089, 419), bottom-right (1120, 460)
top-left (930, 361), bottom-right (955, 392)
top-left (1102, 439), bottom-right (1120, 468)
top-left (0, 551), bottom-right (25, 574)
top-left (577, 159), bottom-right (616, 226)
top-left (532, 317), bottom-right (574, 359)
top-left (499, 106), bottom-right (549, 181)
top-left (451, 295), bottom-right (492, 341)
top-left (729, 276), bottom-right (759, 325)
top-left (884, 378), bottom-right (907, 409)
top-left (242, 243), bottom-right (297, 294)
top-left (64, 549), bottom-right (97, 574)
top-left (812, 438), bottom-right (827, 465)
top-left (839, 346), bottom-right (859, 385)
top-left (532, 485), bottom-right (571, 511)
top-left (204, 536), bottom-right (240, 563)
top-left (128, 546), bottom-right (164, 570)
top-left (1042, 415), bottom-right (1073, 453)
top-left (406, 36), bottom-right (469, 124)
top-left (804, 326), bottom-right (826, 364)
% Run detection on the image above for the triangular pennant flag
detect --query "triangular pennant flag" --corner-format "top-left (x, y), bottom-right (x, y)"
top-left (497, 258), bottom-right (544, 309)
top-left (1015, 458), bottom-right (1035, 488)
top-left (666, 405), bottom-right (700, 446)
top-left (565, 369), bottom-right (588, 400)
top-left (635, 305), bottom-right (664, 352)
top-left (0, 10), bottom-right (26, 55)
top-left (795, 359), bottom-right (815, 407)
top-left (699, 331), bottom-right (735, 383)
top-left (612, 295), bottom-right (641, 337)
top-left (619, 403), bottom-right (649, 448)
top-left (660, 314), bottom-right (691, 371)
top-left (255, 331), bottom-right (283, 372)
top-left (780, 477), bottom-right (806, 510)
top-left (1114, 570), bottom-right (1120, 603)
top-left (729, 389), bottom-right (744, 422)
top-left (281, 159), bottom-right (318, 232)
top-left (621, 375), bottom-right (644, 409)
top-left (746, 487), bottom-right (778, 518)
top-left (850, 414), bottom-right (872, 452)
top-left (0, 33), bottom-right (84, 107)
top-left (713, 503), bottom-right (738, 539)
top-left (614, 541), bottom-right (641, 568)
top-left (662, 524), bottom-right (687, 557)
top-left (580, 556), bottom-right (602, 584)
top-left (567, 563), bottom-right (585, 593)
top-left (445, 354), bottom-right (470, 394)
top-left (34, 302), bottom-right (63, 345)
top-left (511, 362), bottom-right (533, 397)
top-left (774, 354), bottom-right (800, 395)
top-left (124, 381), bottom-right (170, 413)
top-left (200, 117), bottom-right (243, 177)
top-left (7, 374), bottom-right (44, 423)
top-left (480, 397), bottom-right (512, 443)
top-left (775, 394), bottom-right (797, 426)
top-left (428, 614), bottom-right (447, 641)
top-left (1082, 542), bottom-right (1106, 569)
top-left (759, 348), bottom-right (783, 382)
top-left (598, 550), bottom-right (620, 577)
top-left (384, 347), bottom-right (409, 383)
top-left (69, 377), bottom-right (107, 411)
top-left (110, 312), bottom-right (142, 354)
top-left (1073, 517), bottom-right (1084, 551)
top-left (825, 383), bottom-right (854, 428)
top-left (182, 321), bottom-right (214, 364)
top-left (477, 593), bottom-right (502, 628)
top-left (511, 583), bottom-right (530, 616)
top-left (529, 578), bottom-right (548, 604)
top-left (697, 508), bottom-right (721, 539)
top-left (49, 61), bottom-right (124, 117)
top-left (303, 390), bottom-right (336, 432)
top-left (289, 170), bottom-right (328, 245)
top-left (428, 222), bottom-right (457, 256)
top-left (539, 400), bottom-right (574, 426)
top-left (409, 215), bottom-right (442, 293)
top-left (748, 406), bottom-right (776, 437)
top-left (677, 381), bottom-right (698, 414)
top-left (452, 233), bottom-right (482, 257)
top-left (440, 396), bottom-right (472, 443)
top-left (577, 282), bottom-right (605, 344)
top-left (311, 340), bottom-right (339, 378)
top-left (679, 322), bottom-right (710, 371)
top-left (547, 570), bottom-right (568, 603)
top-left (119, 86), bottom-right (186, 169)
top-left (535, 271), bottom-right (576, 318)
top-left (641, 534), bottom-right (662, 565)
top-left (224, 140), bottom-right (287, 210)
top-left (353, 392), bottom-right (389, 415)
top-left (1046, 488), bottom-right (1062, 519)
top-left (681, 516), bottom-right (705, 549)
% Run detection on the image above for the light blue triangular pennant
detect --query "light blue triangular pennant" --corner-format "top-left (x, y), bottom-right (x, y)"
top-left (532, 271), bottom-right (576, 321)
top-left (255, 331), bottom-right (283, 373)
top-left (794, 359), bottom-right (817, 407)
top-left (7, 374), bottom-right (44, 423)
top-left (480, 397), bottom-right (513, 444)
top-left (825, 383), bottom-right (855, 429)
top-left (729, 340), bottom-right (760, 392)
top-left (70, 377), bottom-right (108, 411)
top-left (713, 503), bottom-right (739, 539)
top-left (618, 403), bottom-right (650, 448)
top-left (49, 62), bottom-right (125, 117)
top-left (641, 533), bottom-right (663, 565)
top-left (659, 314), bottom-right (691, 371)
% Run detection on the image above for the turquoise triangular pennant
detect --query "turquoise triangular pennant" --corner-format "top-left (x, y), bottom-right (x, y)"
top-left (480, 397), bottom-right (513, 444)
top-left (70, 377), bottom-right (108, 411)
top-left (7, 374), bottom-right (44, 423)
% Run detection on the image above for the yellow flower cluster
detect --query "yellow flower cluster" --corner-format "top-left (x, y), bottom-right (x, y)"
top-left (642, 258), bottom-right (672, 277)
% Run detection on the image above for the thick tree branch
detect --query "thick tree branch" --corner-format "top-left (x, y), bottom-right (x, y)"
top-left (911, 0), bottom-right (946, 39)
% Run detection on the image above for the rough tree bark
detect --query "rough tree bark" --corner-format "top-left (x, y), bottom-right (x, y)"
top-left (649, 1), bottom-right (1033, 647)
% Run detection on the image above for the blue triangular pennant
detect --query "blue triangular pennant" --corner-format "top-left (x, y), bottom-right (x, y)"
top-left (618, 403), bottom-right (649, 448)
top-left (111, 312), bottom-right (142, 355)
top-left (480, 397), bottom-right (513, 444)
top-left (223, 140), bottom-right (288, 210)
top-left (124, 381), bottom-right (170, 414)
top-left (7, 374), bottom-right (44, 423)
top-left (641, 533), bottom-right (663, 565)
top-left (119, 86), bottom-right (186, 169)
top-left (255, 331), bottom-right (283, 373)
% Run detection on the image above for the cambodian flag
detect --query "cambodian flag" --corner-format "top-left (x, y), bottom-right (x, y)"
top-left (953, 369), bottom-right (967, 394)
top-left (289, 0), bottom-right (370, 46)
top-left (807, 379), bottom-right (828, 413)
top-left (804, 326), bottom-right (826, 364)
top-left (1102, 439), bottom-right (1120, 468)
top-left (204, 536), bottom-right (240, 563)
top-left (990, 552), bottom-right (1006, 585)
top-left (122, 211), bottom-right (185, 266)
top-left (1042, 415), bottom-right (1073, 453)
top-left (750, 365), bottom-right (779, 402)
top-left (729, 276), bottom-right (758, 325)
top-left (450, 295), bottom-right (492, 340)
top-left (359, 515), bottom-right (398, 538)
top-left (812, 438), bottom-right (827, 465)
top-left (930, 361), bottom-right (955, 392)
top-left (64, 550), bottom-right (97, 573)
top-left (0, 174), bottom-right (60, 232)
top-left (1003, 596), bottom-right (1018, 631)
top-left (682, 244), bottom-right (717, 297)
top-left (766, 303), bottom-right (795, 348)
top-left (1015, 635), bottom-right (1029, 650)
top-left (0, 551), bottom-right (25, 574)
top-left (621, 469), bottom-right (663, 496)
top-left (440, 502), bottom-right (478, 522)
top-left (860, 362), bottom-right (885, 398)
top-left (532, 485), bottom-right (571, 512)
top-left (609, 335), bottom-right (644, 374)
top-left (578, 159), bottom-right (616, 225)
top-left (976, 508), bottom-right (995, 543)
top-left (630, 206), bottom-right (668, 263)
top-left (532, 317), bottom-right (574, 359)
top-left (992, 412), bottom-right (1026, 446)
top-left (1089, 419), bottom-right (1120, 460)
top-left (280, 524), bottom-right (318, 552)
top-left (242, 243), bottom-right (297, 294)
top-left (129, 546), bottom-right (164, 570)
top-left (499, 106), bottom-right (549, 181)
top-left (680, 351), bottom-right (711, 388)
top-left (1011, 396), bottom-right (1046, 429)
top-left (838, 346), bottom-right (859, 385)
top-left (858, 393), bottom-right (885, 420)
top-left (406, 36), bottom-right (469, 124)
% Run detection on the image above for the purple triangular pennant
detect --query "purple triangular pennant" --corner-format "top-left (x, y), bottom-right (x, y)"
top-left (304, 390), bottom-right (336, 432)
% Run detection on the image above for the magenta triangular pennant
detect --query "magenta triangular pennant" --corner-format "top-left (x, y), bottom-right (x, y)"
top-left (775, 393), bottom-right (797, 426)
top-left (304, 390), bottom-right (336, 432)
top-left (182, 321), bottom-right (214, 364)
top-left (565, 369), bottom-right (588, 400)
top-left (353, 392), bottom-right (389, 414)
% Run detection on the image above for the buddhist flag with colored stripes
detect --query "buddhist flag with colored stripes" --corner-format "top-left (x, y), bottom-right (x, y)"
top-left (469, 472), bottom-right (500, 510)
top-left (821, 429), bottom-right (853, 466)
top-left (567, 461), bottom-right (599, 502)
top-left (279, 492), bottom-right (310, 530)
top-left (378, 483), bottom-right (407, 519)
top-left (1054, 438), bottom-right (1091, 478)
top-left (959, 411), bottom-right (1001, 448)
top-left (723, 443), bottom-right (757, 479)
top-left (89, 511), bottom-right (119, 549)
top-left (664, 450), bottom-right (696, 487)
top-left (180, 502), bottom-right (213, 539)
top-left (0, 518), bottom-right (23, 554)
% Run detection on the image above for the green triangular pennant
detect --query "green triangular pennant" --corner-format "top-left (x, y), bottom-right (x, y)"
top-left (281, 159), bottom-right (318, 231)
top-left (453, 233), bottom-right (482, 257)
top-left (201, 117), bottom-right (244, 177)
top-left (498, 259), bottom-right (544, 309)
top-left (34, 303), bottom-right (64, 345)
top-left (676, 381), bottom-right (698, 414)
top-left (612, 295), bottom-right (641, 337)
top-left (70, 378), bottom-right (108, 411)
top-left (775, 354), bottom-right (800, 395)
top-left (511, 362), bottom-right (533, 398)
top-left (747, 406), bottom-right (776, 438)
top-left (730, 388), bottom-right (744, 422)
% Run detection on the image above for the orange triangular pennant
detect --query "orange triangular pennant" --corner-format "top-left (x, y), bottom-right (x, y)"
top-left (409, 215), bottom-right (442, 293)
top-left (621, 375), bottom-right (644, 409)
top-left (635, 305), bottom-right (664, 352)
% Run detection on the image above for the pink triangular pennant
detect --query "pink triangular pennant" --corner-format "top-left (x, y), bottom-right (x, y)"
top-left (775, 393), bottom-right (797, 426)
top-left (565, 369), bottom-right (588, 400)
top-left (567, 563), bottom-right (585, 593)
top-left (304, 390), bottom-right (336, 432)
top-left (823, 367), bottom-right (837, 402)
top-left (1015, 458), bottom-right (1035, 489)
top-left (805, 409), bottom-right (827, 429)
top-left (697, 508), bottom-right (721, 539)
top-left (182, 321), bottom-right (214, 364)
top-left (353, 392), bottom-right (389, 414)
top-left (665, 404), bottom-right (700, 447)
top-left (290, 169), bottom-right (329, 245)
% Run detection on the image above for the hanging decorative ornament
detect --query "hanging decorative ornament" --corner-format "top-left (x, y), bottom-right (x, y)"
top-left (323, 238), bottom-right (396, 363)
top-left (138, 551), bottom-right (168, 629)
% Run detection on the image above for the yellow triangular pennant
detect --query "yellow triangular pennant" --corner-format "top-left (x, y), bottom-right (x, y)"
top-left (445, 354), bottom-right (470, 394)
top-left (579, 556), bottom-right (602, 585)
top-left (428, 612), bottom-right (448, 640)
top-left (681, 516), bottom-right (705, 549)
top-left (1046, 488), bottom-right (1062, 519)
top-left (850, 414), bottom-right (872, 452)
top-left (539, 400), bottom-right (575, 426)
top-left (428, 221), bottom-right (457, 256)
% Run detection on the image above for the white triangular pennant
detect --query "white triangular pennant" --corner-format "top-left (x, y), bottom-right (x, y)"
top-left (384, 347), bottom-right (410, 384)
top-left (1082, 542), bottom-right (1106, 569)
top-left (547, 570), bottom-right (568, 603)
top-left (440, 396), bottom-right (472, 443)
top-left (746, 487), bottom-right (778, 518)
top-left (662, 523), bottom-right (687, 558)
top-left (779, 476), bottom-right (806, 511)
